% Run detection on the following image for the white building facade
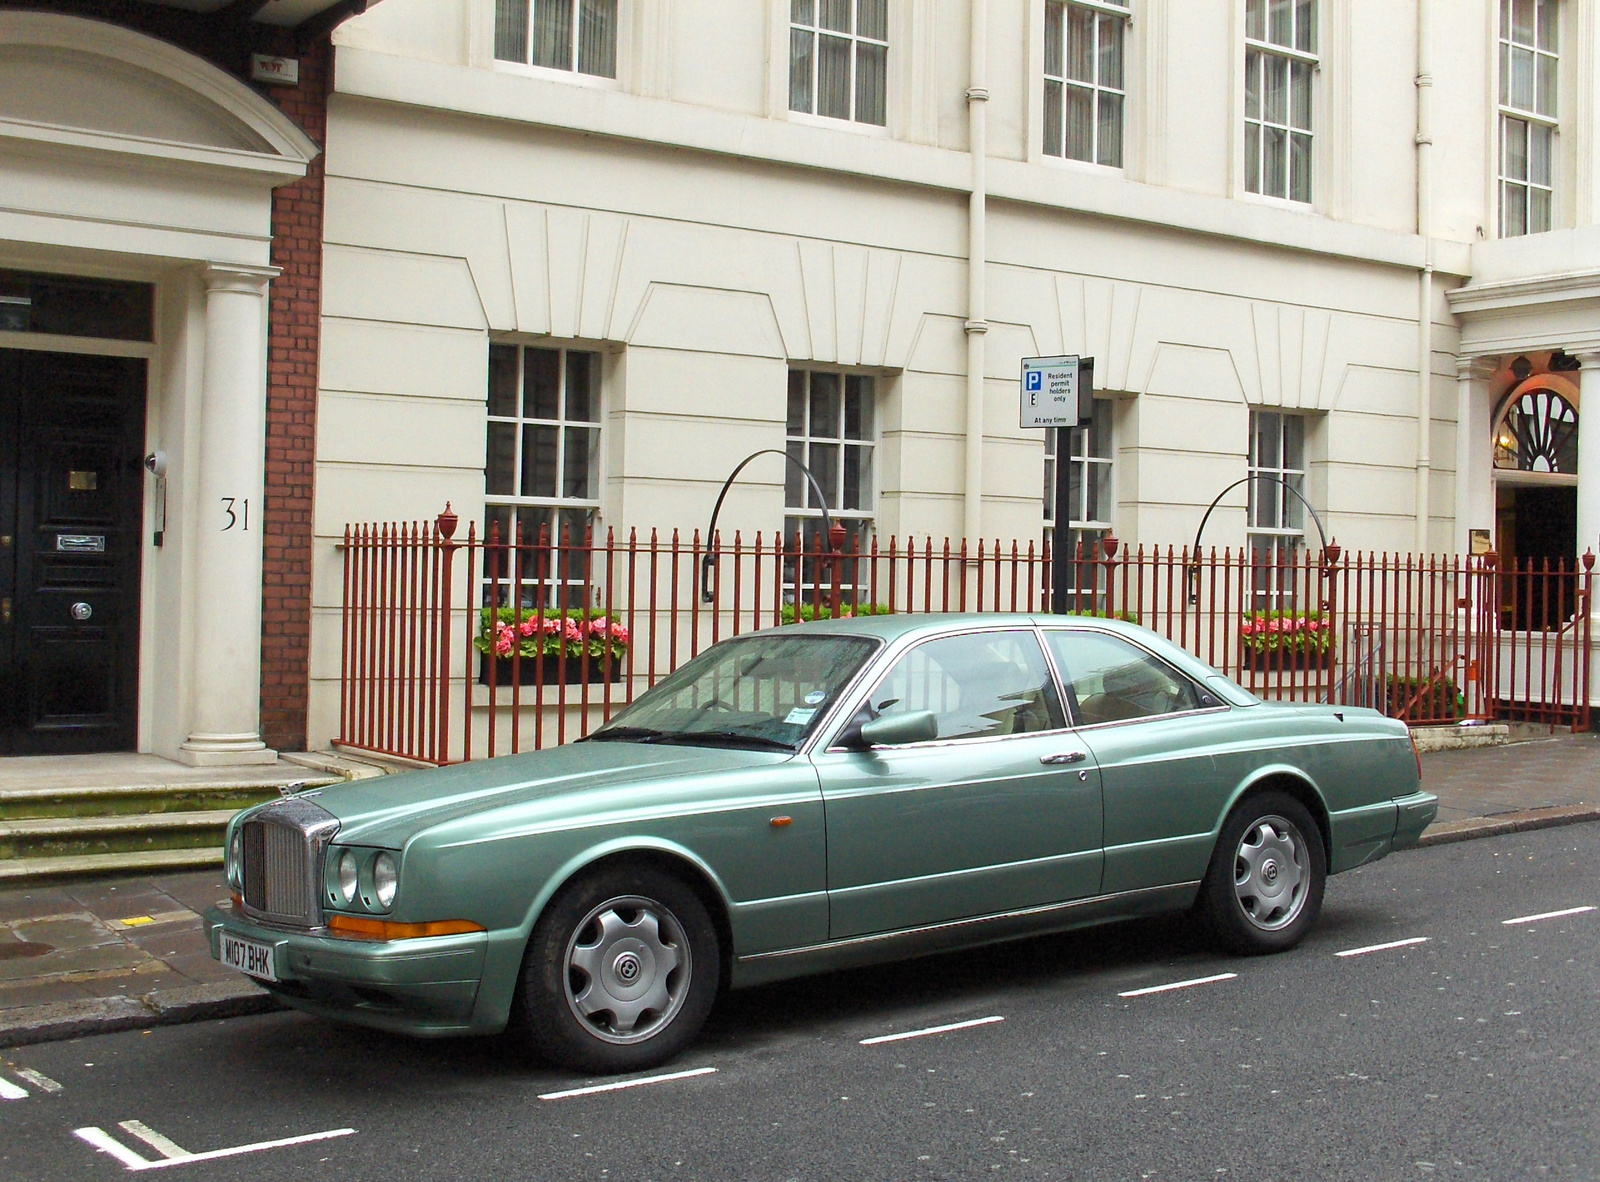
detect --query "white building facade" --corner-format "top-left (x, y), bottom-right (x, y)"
top-left (308, 0), bottom-right (1600, 747)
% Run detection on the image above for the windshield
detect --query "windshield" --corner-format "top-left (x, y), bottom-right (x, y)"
top-left (588, 633), bottom-right (880, 750)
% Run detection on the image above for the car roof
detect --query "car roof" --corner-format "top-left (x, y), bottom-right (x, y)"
top-left (774, 611), bottom-right (1141, 642)
top-left (772, 612), bottom-right (1238, 691)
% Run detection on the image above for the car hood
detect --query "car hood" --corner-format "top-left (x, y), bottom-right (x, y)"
top-left (304, 742), bottom-right (795, 848)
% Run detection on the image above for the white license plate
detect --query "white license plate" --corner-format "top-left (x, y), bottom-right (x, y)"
top-left (220, 932), bottom-right (279, 982)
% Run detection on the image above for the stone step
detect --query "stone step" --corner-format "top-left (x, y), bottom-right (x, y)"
top-left (0, 778), bottom-right (338, 821)
top-left (0, 810), bottom-right (238, 861)
top-left (0, 847), bottom-right (223, 883)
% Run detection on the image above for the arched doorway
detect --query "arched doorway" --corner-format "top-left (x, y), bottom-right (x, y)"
top-left (1493, 362), bottom-right (1580, 629)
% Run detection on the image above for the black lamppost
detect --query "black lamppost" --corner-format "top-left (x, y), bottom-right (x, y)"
top-left (1186, 476), bottom-right (1338, 606)
top-left (701, 449), bottom-right (841, 604)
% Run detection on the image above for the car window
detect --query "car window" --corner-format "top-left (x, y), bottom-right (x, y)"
top-left (591, 633), bottom-right (878, 749)
top-left (867, 630), bottom-right (1065, 741)
top-left (1044, 630), bottom-right (1212, 726)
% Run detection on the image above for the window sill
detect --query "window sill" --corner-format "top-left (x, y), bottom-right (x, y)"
top-left (491, 59), bottom-right (621, 91)
top-left (784, 109), bottom-right (892, 139)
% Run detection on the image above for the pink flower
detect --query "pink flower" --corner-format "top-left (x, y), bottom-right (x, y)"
top-left (563, 619), bottom-right (584, 644)
top-left (609, 623), bottom-right (629, 647)
top-left (542, 617), bottom-right (563, 634)
top-left (518, 616), bottom-right (539, 637)
top-left (1241, 622), bottom-right (1256, 637)
top-left (494, 623), bottom-right (515, 657)
top-left (588, 618), bottom-right (610, 636)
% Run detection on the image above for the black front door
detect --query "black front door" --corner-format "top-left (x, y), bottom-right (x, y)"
top-left (0, 351), bottom-right (145, 754)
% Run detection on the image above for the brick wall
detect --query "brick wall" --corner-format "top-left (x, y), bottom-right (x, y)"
top-left (257, 41), bottom-right (330, 753)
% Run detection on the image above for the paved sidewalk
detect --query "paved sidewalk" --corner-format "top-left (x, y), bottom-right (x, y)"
top-left (1, 733), bottom-right (1596, 1048)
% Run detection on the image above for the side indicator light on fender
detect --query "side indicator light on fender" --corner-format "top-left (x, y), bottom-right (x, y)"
top-left (327, 915), bottom-right (486, 941)
top-left (769, 816), bottom-right (793, 828)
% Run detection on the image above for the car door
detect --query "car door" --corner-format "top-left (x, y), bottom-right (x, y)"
top-left (811, 627), bottom-right (1104, 940)
top-left (1041, 628), bottom-right (1229, 895)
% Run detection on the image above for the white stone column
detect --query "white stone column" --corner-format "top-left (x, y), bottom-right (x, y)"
top-left (1576, 353), bottom-right (1600, 563)
top-left (179, 263), bottom-right (279, 766)
top-left (1454, 356), bottom-right (1496, 556)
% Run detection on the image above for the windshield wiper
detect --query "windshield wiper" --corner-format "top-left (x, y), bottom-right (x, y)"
top-left (583, 726), bottom-right (671, 743)
top-left (656, 730), bottom-right (795, 752)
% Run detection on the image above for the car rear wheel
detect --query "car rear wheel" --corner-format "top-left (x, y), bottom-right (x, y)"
top-left (516, 867), bottom-right (719, 1073)
top-left (1199, 791), bottom-right (1325, 955)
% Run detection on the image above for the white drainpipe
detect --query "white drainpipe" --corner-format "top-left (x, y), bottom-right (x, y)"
top-left (964, 0), bottom-right (988, 546)
top-left (1414, 0), bottom-right (1434, 553)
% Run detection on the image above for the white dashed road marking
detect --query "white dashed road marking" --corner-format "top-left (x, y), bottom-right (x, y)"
top-left (859, 1015), bottom-right (1006, 1045)
top-left (1335, 937), bottom-right (1431, 958)
top-left (1502, 905), bottom-right (1595, 926)
top-left (538, 1066), bottom-right (718, 1101)
top-left (1118, 972), bottom-right (1238, 998)
top-left (13, 1068), bottom-right (62, 1093)
top-left (74, 1124), bottom-right (355, 1171)
top-left (0, 1075), bottom-right (27, 1100)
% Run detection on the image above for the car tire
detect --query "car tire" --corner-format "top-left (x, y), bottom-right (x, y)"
top-left (515, 866), bottom-right (720, 1074)
top-left (1199, 791), bottom-right (1326, 956)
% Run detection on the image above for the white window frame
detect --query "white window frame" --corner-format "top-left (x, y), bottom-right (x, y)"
top-left (1042, 0), bottom-right (1129, 169)
top-left (784, 367), bottom-right (878, 604)
top-left (485, 343), bottom-right (604, 610)
top-left (788, 0), bottom-right (890, 129)
top-left (1242, 0), bottom-right (1317, 205)
top-left (492, 0), bottom-right (620, 84)
top-left (1247, 409), bottom-right (1307, 611)
top-left (1497, 0), bottom-right (1559, 237)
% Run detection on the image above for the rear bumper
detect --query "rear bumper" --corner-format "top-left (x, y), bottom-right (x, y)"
top-left (1392, 791), bottom-right (1439, 850)
top-left (204, 905), bottom-right (487, 1037)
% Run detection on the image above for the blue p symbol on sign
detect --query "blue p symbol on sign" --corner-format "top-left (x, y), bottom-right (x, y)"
top-left (1024, 371), bottom-right (1042, 392)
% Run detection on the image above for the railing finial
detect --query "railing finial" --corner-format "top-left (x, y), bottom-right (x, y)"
top-left (436, 502), bottom-right (459, 541)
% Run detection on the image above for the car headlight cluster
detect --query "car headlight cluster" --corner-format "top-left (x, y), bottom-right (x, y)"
top-left (325, 847), bottom-right (401, 913)
top-left (227, 829), bottom-right (244, 890)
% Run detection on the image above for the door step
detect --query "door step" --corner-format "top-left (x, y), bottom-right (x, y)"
top-left (0, 810), bottom-right (242, 860)
top-left (0, 847), bottom-right (223, 882)
top-left (0, 764), bottom-right (352, 884)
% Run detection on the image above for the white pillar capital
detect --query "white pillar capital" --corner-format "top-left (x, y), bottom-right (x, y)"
top-left (1455, 354), bottom-right (1498, 382)
top-left (200, 262), bottom-right (278, 296)
top-left (1571, 350), bottom-right (1600, 372)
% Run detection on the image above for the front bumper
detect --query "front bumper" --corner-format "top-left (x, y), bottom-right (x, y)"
top-left (1392, 791), bottom-right (1439, 850)
top-left (204, 904), bottom-right (488, 1037)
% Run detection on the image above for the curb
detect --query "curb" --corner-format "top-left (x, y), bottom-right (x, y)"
top-left (1416, 803), bottom-right (1600, 847)
top-left (0, 979), bottom-right (281, 1050)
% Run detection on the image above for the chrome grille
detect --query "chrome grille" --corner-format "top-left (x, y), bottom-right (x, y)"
top-left (238, 797), bottom-right (339, 928)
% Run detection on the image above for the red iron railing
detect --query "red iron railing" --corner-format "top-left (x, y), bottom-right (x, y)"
top-left (338, 509), bottom-right (1594, 765)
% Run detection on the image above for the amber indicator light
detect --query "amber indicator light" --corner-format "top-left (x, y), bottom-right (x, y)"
top-left (769, 816), bottom-right (793, 827)
top-left (327, 915), bottom-right (486, 941)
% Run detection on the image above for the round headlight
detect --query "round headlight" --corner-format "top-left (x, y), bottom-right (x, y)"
top-left (336, 850), bottom-right (359, 904)
top-left (228, 831), bottom-right (243, 889)
top-left (373, 853), bottom-right (398, 909)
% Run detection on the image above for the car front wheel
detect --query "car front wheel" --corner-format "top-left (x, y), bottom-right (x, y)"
top-left (1199, 791), bottom-right (1326, 955)
top-left (516, 867), bottom-right (719, 1073)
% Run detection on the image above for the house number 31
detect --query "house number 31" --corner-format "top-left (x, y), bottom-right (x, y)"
top-left (221, 497), bottom-right (249, 531)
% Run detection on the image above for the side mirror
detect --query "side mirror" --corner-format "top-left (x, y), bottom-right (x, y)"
top-left (859, 710), bottom-right (938, 747)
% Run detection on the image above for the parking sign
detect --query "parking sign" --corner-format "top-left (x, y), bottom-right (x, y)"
top-left (1019, 355), bottom-right (1084, 429)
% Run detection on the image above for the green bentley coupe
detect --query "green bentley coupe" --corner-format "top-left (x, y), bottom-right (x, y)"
top-left (208, 614), bottom-right (1436, 1072)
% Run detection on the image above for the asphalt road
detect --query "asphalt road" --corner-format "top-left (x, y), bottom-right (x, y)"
top-left (2, 825), bottom-right (1597, 1181)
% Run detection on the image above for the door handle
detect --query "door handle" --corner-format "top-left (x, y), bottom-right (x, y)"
top-left (1040, 751), bottom-right (1087, 765)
